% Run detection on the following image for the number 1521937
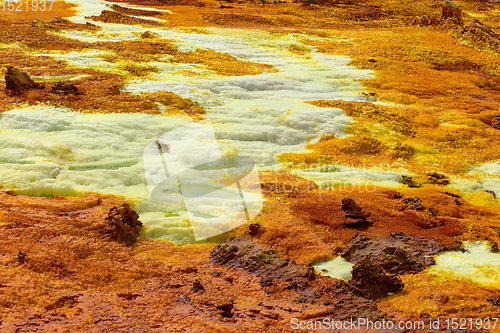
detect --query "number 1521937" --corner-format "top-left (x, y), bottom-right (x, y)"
top-left (3, 0), bottom-right (54, 11)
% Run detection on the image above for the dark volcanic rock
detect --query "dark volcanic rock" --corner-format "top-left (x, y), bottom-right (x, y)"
top-left (490, 116), bottom-right (500, 130)
top-left (401, 175), bottom-right (420, 188)
top-left (426, 172), bottom-right (450, 185)
top-left (331, 291), bottom-right (387, 321)
top-left (192, 278), bottom-right (204, 292)
top-left (350, 256), bottom-right (404, 300)
top-left (403, 196), bottom-right (424, 211)
top-left (105, 203), bottom-right (142, 245)
top-left (210, 236), bottom-right (315, 280)
top-left (341, 197), bottom-right (372, 228)
top-left (486, 190), bottom-right (497, 198)
top-left (299, 280), bottom-right (387, 321)
top-left (52, 81), bottom-right (79, 95)
top-left (384, 190), bottom-right (403, 199)
top-left (487, 296), bottom-right (500, 307)
top-left (339, 232), bottom-right (442, 274)
top-left (5, 66), bottom-right (43, 94)
top-left (327, 280), bottom-right (388, 320)
top-left (17, 251), bottom-right (27, 264)
top-left (248, 223), bottom-right (261, 236)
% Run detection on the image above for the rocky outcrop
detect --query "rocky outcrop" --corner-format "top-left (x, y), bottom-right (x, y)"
top-left (341, 197), bottom-right (372, 227)
top-left (350, 256), bottom-right (404, 300)
top-left (401, 175), bottom-right (421, 188)
top-left (248, 223), bottom-right (261, 236)
top-left (487, 296), bottom-right (500, 307)
top-left (212, 236), bottom-right (389, 321)
top-left (333, 232), bottom-right (449, 300)
top-left (403, 196), bottom-right (425, 211)
top-left (465, 18), bottom-right (500, 46)
top-left (339, 233), bottom-right (443, 274)
top-left (52, 81), bottom-right (79, 95)
top-left (5, 66), bottom-right (44, 94)
top-left (105, 203), bottom-right (143, 245)
top-left (426, 172), bottom-right (450, 185)
top-left (329, 280), bottom-right (388, 320)
top-left (210, 236), bottom-right (315, 280)
top-left (411, 15), bottom-right (439, 26)
top-left (442, 0), bottom-right (462, 25)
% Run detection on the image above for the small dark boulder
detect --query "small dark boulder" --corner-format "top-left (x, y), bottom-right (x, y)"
top-left (491, 243), bottom-right (499, 253)
top-left (17, 251), bottom-right (27, 264)
top-left (349, 256), bottom-right (404, 300)
top-left (426, 172), bottom-right (450, 185)
top-left (341, 197), bottom-right (372, 228)
top-left (403, 196), bottom-right (424, 211)
top-left (490, 115), bottom-right (500, 130)
top-left (105, 203), bottom-right (143, 245)
top-left (192, 278), bottom-right (204, 292)
top-left (5, 66), bottom-right (43, 94)
top-left (248, 223), bottom-right (261, 236)
top-left (401, 175), bottom-right (420, 188)
top-left (52, 81), bottom-right (79, 95)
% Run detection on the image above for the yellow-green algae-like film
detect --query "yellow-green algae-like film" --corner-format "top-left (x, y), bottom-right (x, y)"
top-left (430, 242), bottom-right (500, 287)
top-left (0, 0), bottom-right (384, 244)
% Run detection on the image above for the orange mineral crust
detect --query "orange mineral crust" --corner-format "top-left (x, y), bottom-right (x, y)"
top-left (0, 188), bottom-right (498, 332)
top-left (379, 274), bottom-right (500, 324)
top-left (1, 0), bottom-right (500, 330)
top-left (0, 191), bottom-right (402, 332)
top-left (231, 181), bottom-right (500, 264)
top-left (0, 19), bottom-right (275, 115)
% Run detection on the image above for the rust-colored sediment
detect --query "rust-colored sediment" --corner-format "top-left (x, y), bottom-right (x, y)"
top-left (1, 0), bottom-right (500, 330)
top-left (0, 178), bottom-right (499, 331)
top-left (233, 182), bottom-right (500, 264)
top-left (0, 191), bottom-right (387, 332)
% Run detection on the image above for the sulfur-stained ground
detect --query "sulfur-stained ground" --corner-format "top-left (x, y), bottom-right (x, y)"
top-left (1, 0), bottom-right (500, 331)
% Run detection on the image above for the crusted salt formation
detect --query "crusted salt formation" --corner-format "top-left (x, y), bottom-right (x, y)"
top-left (339, 233), bottom-right (444, 274)
top-left (210, 236), bottom-right (316, 280)
top-left (211, 236), bottom-right (389, 321)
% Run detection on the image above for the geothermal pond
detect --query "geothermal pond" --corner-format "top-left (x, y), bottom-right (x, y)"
top-left (0, 0), bottom-right (498, 287)
top-left (0, 0), bottom-right (407, 244)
